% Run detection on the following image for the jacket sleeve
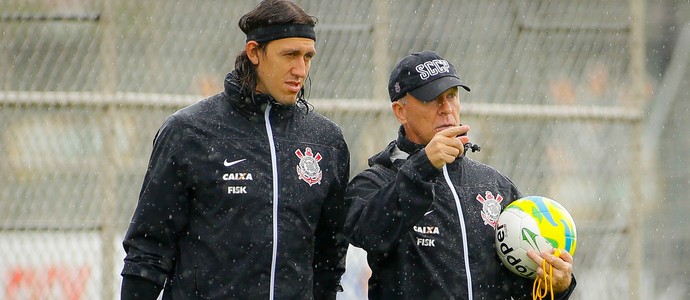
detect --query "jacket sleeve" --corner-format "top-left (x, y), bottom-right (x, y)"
top-left (344, 149), bottom-right (441, 253)
top-left (120, 274), bottom-right (163, 300)
top-left (508, 274), bottom-right (577, 300)
top-left (121, 115), bottom-right (190, 287)
top-left (312, 139), bottom-right (351, 299)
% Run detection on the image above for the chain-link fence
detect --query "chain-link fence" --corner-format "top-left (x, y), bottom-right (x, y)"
top-left (1, 0), bottom-right (686, 299)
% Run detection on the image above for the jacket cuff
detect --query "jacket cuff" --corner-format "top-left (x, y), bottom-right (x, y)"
top-left (121, 261), bottom-right (168, 287)
top-left (120, 274), bottom-right (163, 300)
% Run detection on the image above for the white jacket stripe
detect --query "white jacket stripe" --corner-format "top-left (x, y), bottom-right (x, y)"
top-left (443, 166), bottom-right (473, 300)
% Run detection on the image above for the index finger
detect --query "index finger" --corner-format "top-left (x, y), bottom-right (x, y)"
top-left (437, 125), bottom-right (469, 138)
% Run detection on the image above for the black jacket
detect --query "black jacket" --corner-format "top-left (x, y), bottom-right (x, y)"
top-left (344, 129), bottom-right (575, 299)
top-left (122, 72), bottom-right (351, 299)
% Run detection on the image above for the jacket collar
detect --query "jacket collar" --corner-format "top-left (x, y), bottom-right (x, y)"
top-left (368, 126), bottom-right (426, 169)
top-left (395, 126), bottom-right (425, 155)
top-left (223, 71), bottom-right (303, 120)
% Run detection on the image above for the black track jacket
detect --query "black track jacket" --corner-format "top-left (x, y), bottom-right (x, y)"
top-left (344, 130), bottom-right (575, 299)
top-left (122, 72), bottom-right (351, 299)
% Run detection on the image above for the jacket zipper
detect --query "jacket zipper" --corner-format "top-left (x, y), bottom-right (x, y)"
top-left (442, 165), bottom-right (473, 300)
top-left (264, 104), bottom-right (279, 300)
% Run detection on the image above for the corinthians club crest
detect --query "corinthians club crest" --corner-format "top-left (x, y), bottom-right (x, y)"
top-left (476, 191), bottom-right (503, 229)
top-left (295, 147), bottom-right (322, 186)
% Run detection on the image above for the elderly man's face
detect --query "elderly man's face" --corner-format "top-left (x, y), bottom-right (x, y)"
top-left (396, 87), bottom-right (462, 145)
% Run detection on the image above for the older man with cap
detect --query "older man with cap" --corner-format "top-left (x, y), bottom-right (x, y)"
top-left (344, 50), bottom-right (576, 299)
top-left (120, 1), bottom-right (351, 299)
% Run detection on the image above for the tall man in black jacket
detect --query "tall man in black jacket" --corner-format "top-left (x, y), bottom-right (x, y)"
top-left (344, 50), bottom-right (576, 299)
top-left (120, 1), bottom-right (351, 299)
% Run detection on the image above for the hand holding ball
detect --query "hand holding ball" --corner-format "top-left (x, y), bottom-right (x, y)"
top-left (495, 196), bottom-right (577, 279)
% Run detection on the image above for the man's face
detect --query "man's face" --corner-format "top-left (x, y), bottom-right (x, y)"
top-left (253, 37), bottom-right (316, 105)
top-left (395, 87), bottom-right (461, 145)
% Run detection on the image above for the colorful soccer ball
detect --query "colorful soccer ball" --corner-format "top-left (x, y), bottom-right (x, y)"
top-left (494, 196), bottom-right (577, 279)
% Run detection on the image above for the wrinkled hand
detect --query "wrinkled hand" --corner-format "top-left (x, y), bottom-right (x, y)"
top-left (424, 125), bottom-right (470, 169)
top-left (527, 248), bottom-right (574, 293)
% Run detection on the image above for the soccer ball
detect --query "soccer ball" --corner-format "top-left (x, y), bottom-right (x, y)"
top-left (494, 196), bottom-right (577, 279)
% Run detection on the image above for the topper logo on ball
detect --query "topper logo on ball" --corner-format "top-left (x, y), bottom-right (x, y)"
top-left (495, 223), bottom-right (535, 278)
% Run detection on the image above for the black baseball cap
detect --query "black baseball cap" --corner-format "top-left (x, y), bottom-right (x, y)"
top-left (388, 50), bottom-right (470, 102)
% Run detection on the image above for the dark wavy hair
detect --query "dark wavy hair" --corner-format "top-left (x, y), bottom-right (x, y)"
top-left (235, 0), bottom-right (318, 94)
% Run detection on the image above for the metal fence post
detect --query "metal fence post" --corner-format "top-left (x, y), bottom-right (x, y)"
top-left (100, 0), bottom-right (118, 298)
top-left (628, 0), bottom-right (646, 298)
